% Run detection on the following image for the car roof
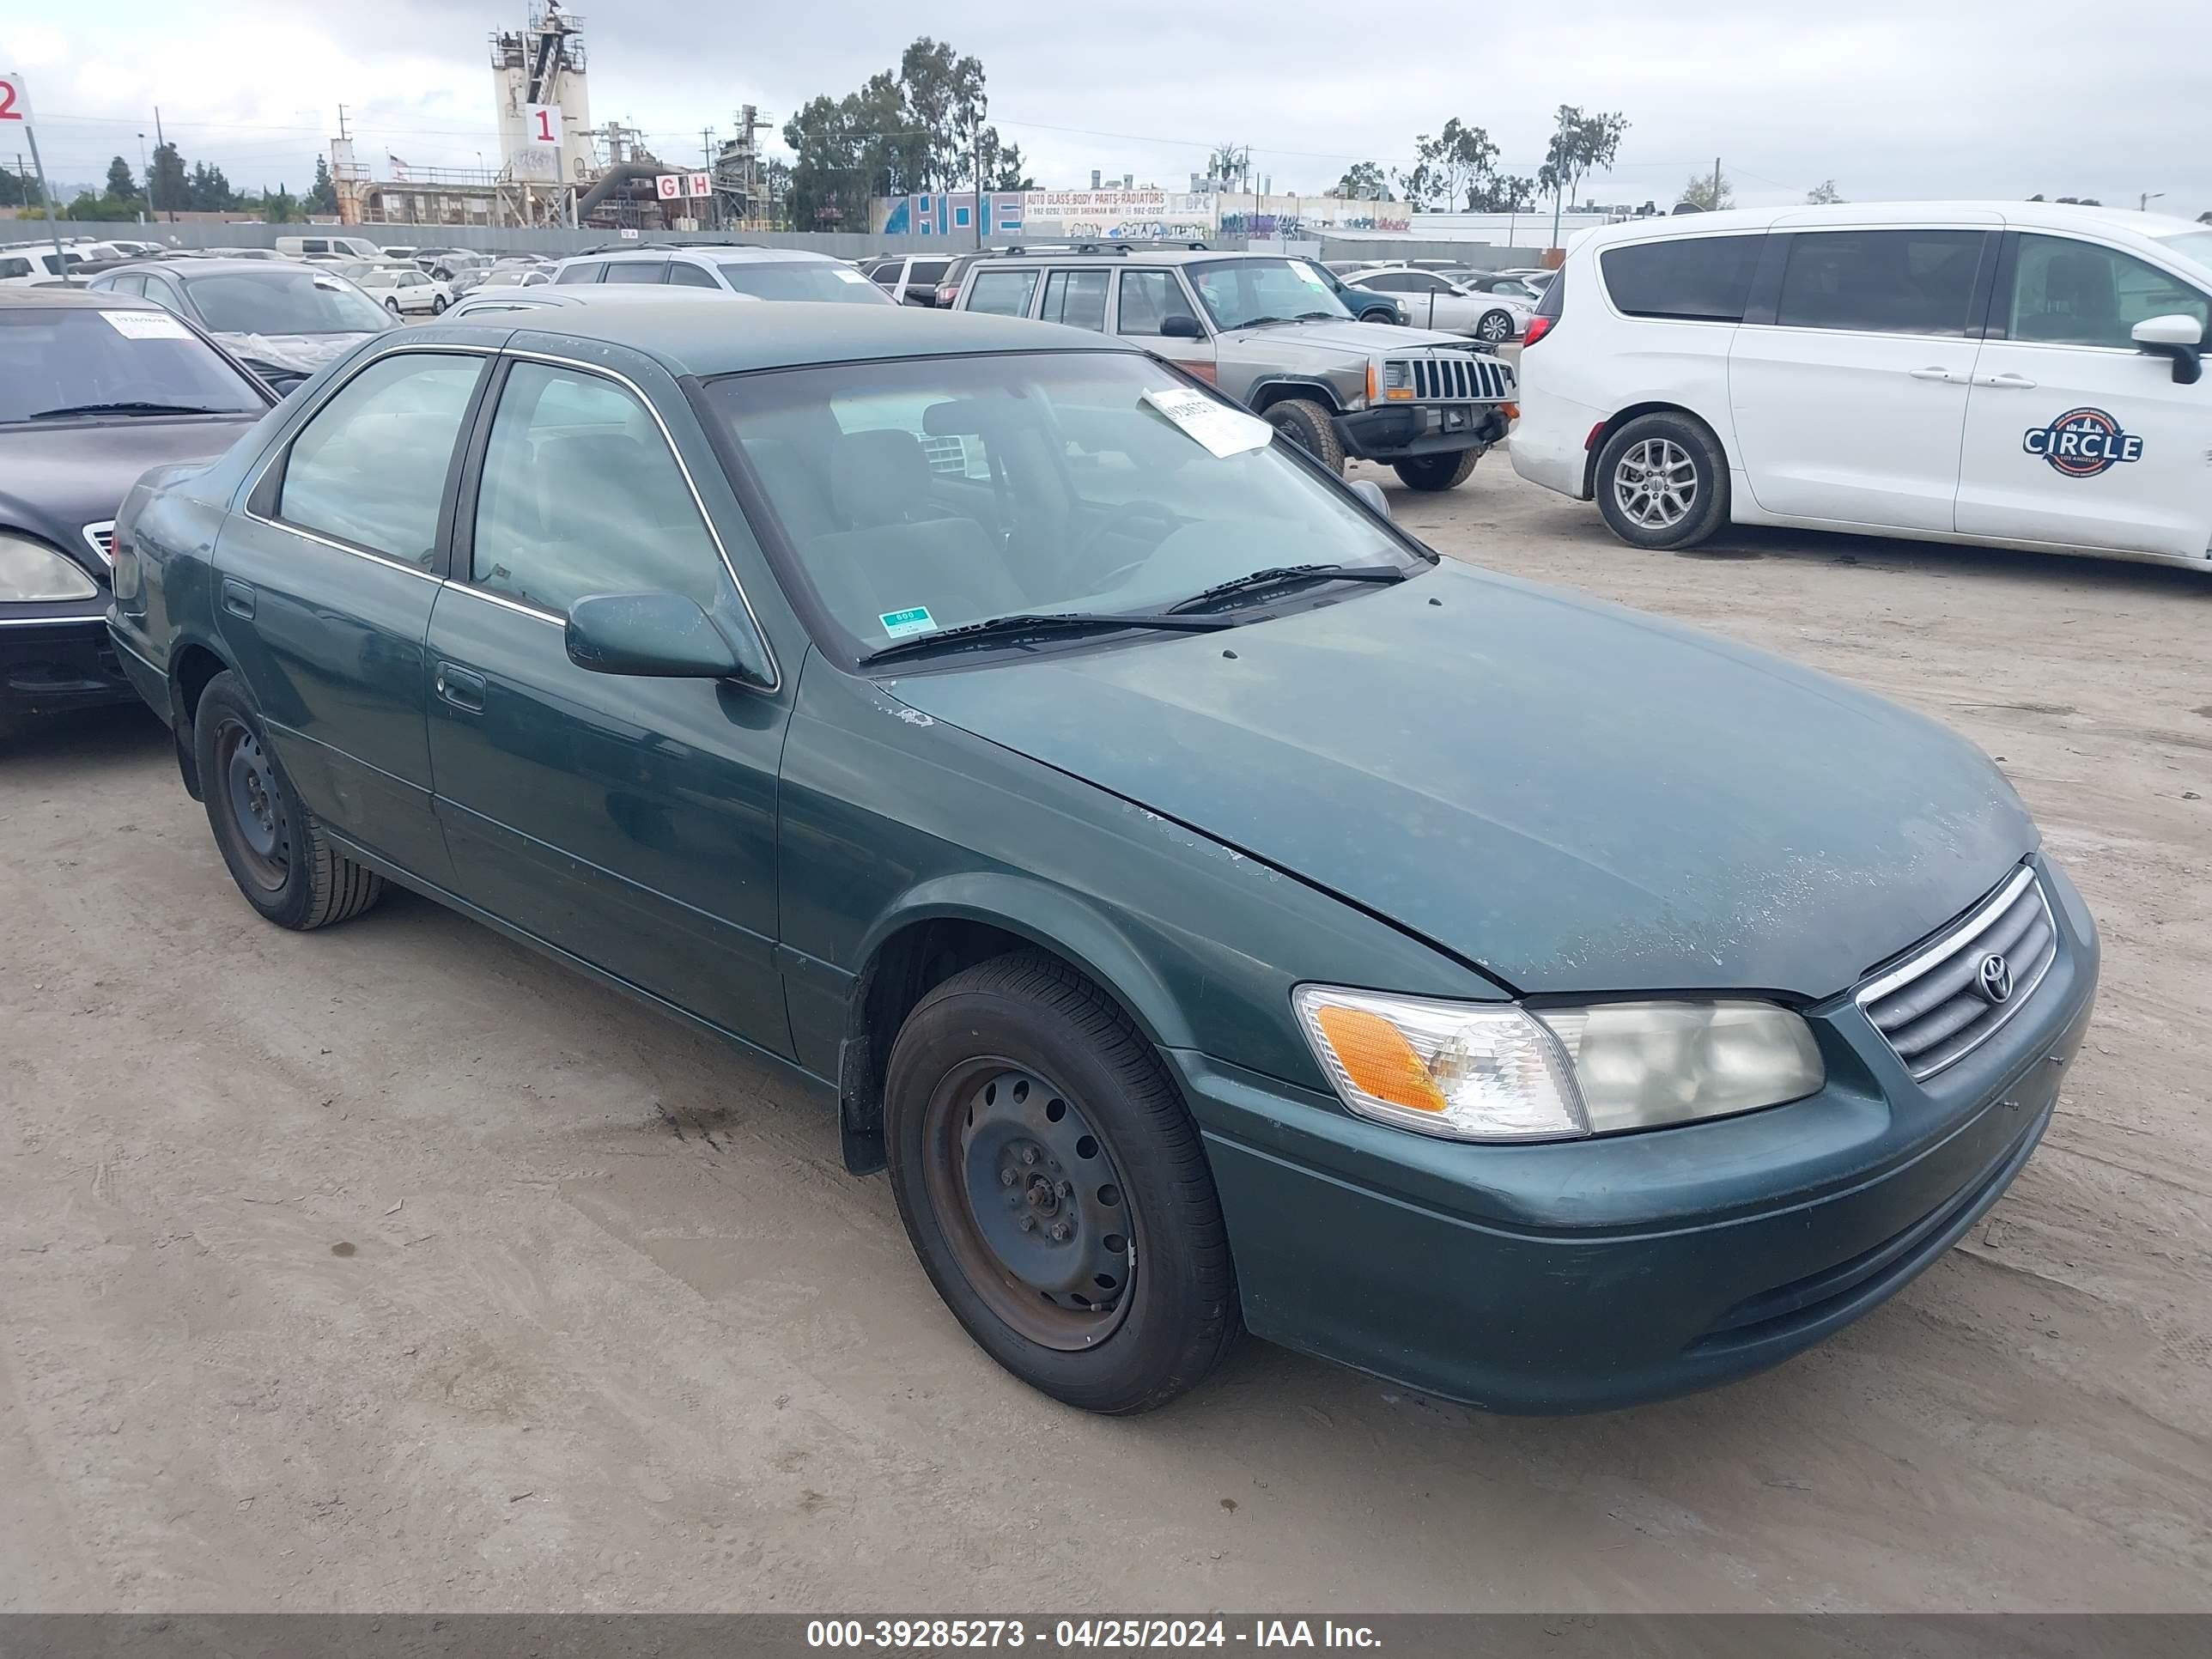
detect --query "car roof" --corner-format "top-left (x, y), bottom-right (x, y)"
top-left (1575, 200), bottom-right (2212, 257)
top-left (0, 284), bottom-right (181, 310)
top-left (580, 245), bottom-right (839, 266)
top-left (100, 258), bottom-right (335, 279)
top-left (504, 297), bottom-right (1129, 375)
top-left (969, 248), bottom-right (1246, 268)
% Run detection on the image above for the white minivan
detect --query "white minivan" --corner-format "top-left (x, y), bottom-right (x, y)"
top-left (1512, 202), bottom-right (2212, 569)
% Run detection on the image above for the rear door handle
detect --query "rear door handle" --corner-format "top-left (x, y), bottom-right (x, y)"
top-left (434, 662), bottom-right (486, 714)
top-left (221, 577), bottom-right (255, 619)
top-left (1907, 367), bottom-right (1964, 382)
top-left (1976, 371), bottom-right (2039, 388)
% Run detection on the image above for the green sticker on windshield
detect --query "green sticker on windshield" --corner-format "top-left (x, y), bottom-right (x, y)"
top-left (879, 606), bottom-right (937, 639)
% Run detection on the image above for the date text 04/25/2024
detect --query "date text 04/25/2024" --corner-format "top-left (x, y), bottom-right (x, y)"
top-left (805, 1619), bottom-right (1382, 1649)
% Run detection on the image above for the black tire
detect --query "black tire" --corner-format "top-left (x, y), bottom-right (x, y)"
top-left (384, 297), bottom-right (402, 314)
top-left (1593, 410), bottom-right (1730, 550)
top-left (1393, 449), bottom-right (1481, 491)
top-left (193, 671), bottom-right (384, 931)
top-left (1358, 306), bottom-right (1399, 326)
top-left (430, 295), bottom-right (447, 313)
top-left (1262, 397), bottom-right (1346, 474)
top-left (884, 950), bottom-right (1240, 1414)
top-left (1476, 308), bottom-right (1516, 343)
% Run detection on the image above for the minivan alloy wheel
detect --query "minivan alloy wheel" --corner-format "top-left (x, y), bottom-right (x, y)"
top-left (1613, 437), bottom-right (1698, 530)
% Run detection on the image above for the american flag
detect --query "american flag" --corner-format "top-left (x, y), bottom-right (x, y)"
top-left (388, 155), bottom-right (410, 180)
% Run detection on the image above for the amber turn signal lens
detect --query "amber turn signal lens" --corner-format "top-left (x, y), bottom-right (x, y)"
top-left (1312, 1005), bottom-right (1448, 1115)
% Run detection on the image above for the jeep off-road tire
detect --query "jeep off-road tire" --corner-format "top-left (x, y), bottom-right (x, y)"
top-left (1263, 397), bottom-right (1346, 474)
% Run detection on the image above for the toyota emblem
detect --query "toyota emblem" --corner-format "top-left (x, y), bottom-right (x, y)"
top-left (1977, 952), bottom-right (2014, 1005)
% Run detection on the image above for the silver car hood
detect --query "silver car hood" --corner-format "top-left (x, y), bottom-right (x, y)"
top-left (1218, 318), bottom-right (1480, 355)
top-left (214, 331), bottom-right (380, 374)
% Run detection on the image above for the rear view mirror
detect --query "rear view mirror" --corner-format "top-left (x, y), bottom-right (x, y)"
top-left (1160, 313), bottom-right (1205, 340)
top-left (567, 592), bottom-right (762, 681)
top-left (1349, 478), bottom-right (1391, 520)
top-left (2132, 313), bottom-right (2203, 385)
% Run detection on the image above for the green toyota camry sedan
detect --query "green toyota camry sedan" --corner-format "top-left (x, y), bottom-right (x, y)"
top-left (106, 301), bottom-right (2098, 1415)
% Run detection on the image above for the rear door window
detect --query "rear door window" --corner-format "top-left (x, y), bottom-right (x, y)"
top-left (277, 352), bottom-right (483, 567)
top-left (1774, 229), bottom-right (1985, 336)
top-left (603, 259), bottom-right (668, 285)
top-left (554, 260), bottom-right (605, 286)
top-left (1600, 234), bottom-right (1764, 322)
top-left (966, 268), bottom-right (1040, 317)
top-left (1040, 268), bottom-right (1109, 331)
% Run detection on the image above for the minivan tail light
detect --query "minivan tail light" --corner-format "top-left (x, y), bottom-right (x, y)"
top-left (1522, 313), bottom-right (1554, 347)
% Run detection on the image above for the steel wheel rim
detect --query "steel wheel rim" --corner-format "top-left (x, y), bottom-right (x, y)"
top-left (217, 719), bottom-right (289, 890)
top-left (920, 1056), bottom-right (1135, 1351)
top-left (1613, 437), bottom-right (1698, 529)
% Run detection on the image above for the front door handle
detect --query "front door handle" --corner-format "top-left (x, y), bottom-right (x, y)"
top-left (221, 577), bottom-right (256, 619)
top-left (434, 661), bottom-right (486, 714)
top-left (1907, 367), bottom-right (1963, 382)
top-left (1976, 371), bottom-right (2039, 389)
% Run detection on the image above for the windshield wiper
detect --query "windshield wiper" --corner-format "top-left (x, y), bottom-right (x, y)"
top-left (1293, 311), bottom-right (1341, 321)
top-left (861, 610), bottom-right (1235, 666)
top-left (1167, 562), bottom-right (1408, 615)
top-left (1231, 315), bottom-right (1292, 329)
top-left (27, 401), bottom-right (226, 420)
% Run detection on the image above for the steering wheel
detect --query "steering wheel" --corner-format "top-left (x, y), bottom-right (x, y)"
top-left (1076, 501), bottom-right (1182, 595)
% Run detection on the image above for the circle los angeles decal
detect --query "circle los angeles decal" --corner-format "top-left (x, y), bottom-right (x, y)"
top-left (2021, 407), bottom-right (2144, 477)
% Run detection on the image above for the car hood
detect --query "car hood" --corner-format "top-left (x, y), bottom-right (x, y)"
top-left (1218, 318), bottom-right (1473, 356)
top-left (0, 415), bottom-right (262, 578)
top-left (884, 565), bottom-right (2034, 999)
top-left (213, 331), bottom-right (380, 374)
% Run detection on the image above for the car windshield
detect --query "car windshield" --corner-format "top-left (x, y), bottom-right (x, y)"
top-left (0, 307), bottom-right (265, 423)
top-left (706, 349), bottom-right (1417, 659)
top-left (2154, 230), bottom-right (2212, 272)
top-left (715, 261), bottom-right (891, 303)
top-left (182, 269), bottom-right (392, 335)
top-left (1186, 258), bottom-right (1353, 330)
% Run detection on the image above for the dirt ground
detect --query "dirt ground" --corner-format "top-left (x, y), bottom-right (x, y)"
top-left (3, 456), bottom-right (2208, 1614)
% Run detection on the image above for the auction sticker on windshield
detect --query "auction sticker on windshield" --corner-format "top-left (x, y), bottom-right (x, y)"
top-left (1141, 386), bottom-right (1273, 459)
top-left (879, 605), bottom-right (938, 638)
top-left (100, 310), bottom-right (193, 341)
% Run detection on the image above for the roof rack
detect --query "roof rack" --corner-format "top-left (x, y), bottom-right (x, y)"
top-left (984, 239), bottom-right (1210, 258)
top-left (574, 239), bottom-right (762, 255)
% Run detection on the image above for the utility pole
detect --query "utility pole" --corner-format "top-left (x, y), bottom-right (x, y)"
top-left (973, 96), bottom-right (985, 250)
top-left (154, 105), bottom-right (173, 222)
top-left (137, 131), bottom-right (149, 222)
top-left (21, 124), bottom-right (66, 279)
top-left (1711, 155), bottom-right (1723, 210)
top-left (700, 125), bottom-right (717, 229)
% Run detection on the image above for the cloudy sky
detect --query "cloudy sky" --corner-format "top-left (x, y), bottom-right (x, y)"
top-left (9, 0), bottom-right (2208, 216)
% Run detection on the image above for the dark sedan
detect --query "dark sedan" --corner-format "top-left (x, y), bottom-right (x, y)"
top-left (110, 301), bottom-right (2096, 1414)
top-left (1, 289), bottom-right (274, 734)
top-left (87, 258), bottom-right (394, 395)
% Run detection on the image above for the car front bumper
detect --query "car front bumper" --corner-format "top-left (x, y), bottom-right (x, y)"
top-left (1169, 854), bottom-right (2100, 1413)
top-left (1, 611), bottom-right (136, 715)
top-left (1334, 403), bottom-right (1510, 463)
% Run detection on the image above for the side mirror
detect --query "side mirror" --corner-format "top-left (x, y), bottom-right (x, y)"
top-left (1349, 477), bottom-right (1391, 520)
top-left (1160, 313), bottom-right (1205, 340)
top-left (566, 592), bottom-right (755, 681)
top-left (2132, 313), bottom-right (2204, 385)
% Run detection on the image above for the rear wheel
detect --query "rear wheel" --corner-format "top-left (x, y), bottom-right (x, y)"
top-left (384, 297), bottom-right (402, 314)
top-left (1593, 411), bottom-right (1730, 550)
top-left (1262, 397), bottom-right (1346, 474)
top-left (430, 295), bottom-right (447, 313)
top-left (1393, 449), bottom-right (1481, 491)
top-left (1358, 306), bottom-right (1399, 326)
top-left (884, 951), bottom-right (1240, 1413)
top-left (1476, 308), bottom-right (1516, 343)
top-left (194, 672), bottom-right (384, 931)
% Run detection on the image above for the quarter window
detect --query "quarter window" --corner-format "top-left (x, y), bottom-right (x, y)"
top-left (2006, 234), bottom-right (2209, 349)
top-left (278, 353), bottom-right (483, 566)
top-left (1116, 269), bottom-right (1199, 336)
top-left (1041, 268), bottom-right (1110, 331)
top-left (469, 361), bottom-right (723, 616)
top-left (143, 272), bottom-right (187, 312)
top-left (554, 260), bottom-right (604, 285)
top-left (1774, 229), bottom-right (1984, 336)
top-left (1600, 234), bottom-right (1764, 322)
top-left (965, 268), bottom-right (1040, 317)
top-left (668, 261), bottom-right (719, 289)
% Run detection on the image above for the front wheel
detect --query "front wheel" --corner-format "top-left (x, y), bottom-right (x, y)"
top-left (1593, 412), bottom-right (1730, 550)
top-left (1262, 397), bottom-right (1346, 474)
top-left (1358, 306), bottom-right (1399, 326)
top-left (430, 295), bottom-right (448, 313)
top-left (384, 297), bottom-right (402, 314)
top-left (1393, 449), bottom-right (1481, 491)
top-left (194, 672), bottom-right (385, 931)
top-left (884, 951), bottom-right (1240, 1414)
top-left (1476, 308), bottom-right (1516, 343)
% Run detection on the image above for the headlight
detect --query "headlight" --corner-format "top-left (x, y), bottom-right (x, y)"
top-left (0, 532), bottom-right (100, 603)
top-left (1292, 986), bottom-right (1823, 1142)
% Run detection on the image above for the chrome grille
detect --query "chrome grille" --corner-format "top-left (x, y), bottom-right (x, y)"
top-left (83, 521), bottom-right (116, 565)
top-left (1856, 867), bottom-right (2057, 1079)
top-left (1396, 354), bottom-right (1516, 404)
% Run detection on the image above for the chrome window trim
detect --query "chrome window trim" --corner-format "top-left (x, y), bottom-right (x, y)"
top-left (441, 580), bottom-right (562, 628)
top-left (496, 347), bottom-right (782, 693)
top-left (1854, 865), bottom-right (2057, 1078)
top-left (241, 342), bottom-right (501, 580)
